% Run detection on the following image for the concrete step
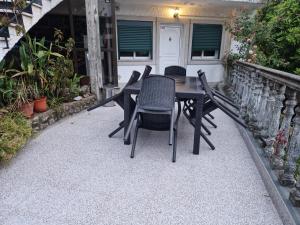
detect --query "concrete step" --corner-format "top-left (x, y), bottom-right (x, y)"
top-left (0, 0), bottom-right (63, 61)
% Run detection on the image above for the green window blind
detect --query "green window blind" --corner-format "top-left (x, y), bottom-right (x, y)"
top-left (192, 24), bottom-right (222, 51)
top-left (117, 20), bottom-right (153, 52)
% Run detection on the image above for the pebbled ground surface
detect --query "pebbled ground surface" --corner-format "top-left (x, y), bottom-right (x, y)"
top-left (0, 106), bottom-right (283, 225)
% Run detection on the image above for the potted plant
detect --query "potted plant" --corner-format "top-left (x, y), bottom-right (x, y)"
top-left (16, 80), bottom-right (34, 118)
top-left (33, 82), bottom-right (47, 113)
top-left (3, 65), bottom-right (34, 118)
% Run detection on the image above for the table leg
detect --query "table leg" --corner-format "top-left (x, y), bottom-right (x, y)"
top-left (193, 95), bottom-right (204, 154)
top-left (124, 90), bottom-right (131, 145)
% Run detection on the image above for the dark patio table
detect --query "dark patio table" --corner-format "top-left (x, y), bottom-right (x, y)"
top-left (123, 76), bottom-right (205, 155)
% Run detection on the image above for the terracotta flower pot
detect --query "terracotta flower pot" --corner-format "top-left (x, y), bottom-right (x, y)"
top-left (34, 96), bottom-right (47, 113)
top-left (20, 102), bottom-right (34, 118)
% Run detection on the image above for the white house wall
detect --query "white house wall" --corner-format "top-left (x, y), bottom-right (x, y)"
top-left (118, 64), bottom-right (224, 84)
top-left (118, 65), bottom-right (157, 82)
top-left (115, 3), bottom-right (237, 84)
top-left (187, 64), bottom-right (225, 83)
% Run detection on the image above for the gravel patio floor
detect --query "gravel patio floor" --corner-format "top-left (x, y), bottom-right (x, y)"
top-left (0, 106), bottom-right (283, 225)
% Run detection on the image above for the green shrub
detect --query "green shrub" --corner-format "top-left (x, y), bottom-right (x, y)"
top-left (227, 0), bottom-right (300, 74)
top-left (0, 29), bottom-right (82, 109)
top-left (0, 113), bottom-right (32, 160)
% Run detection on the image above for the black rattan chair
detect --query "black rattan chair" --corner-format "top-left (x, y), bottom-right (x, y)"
top-left (164, 66), bottom-right (187, 125)
top-left (164, 65), bottom-right (186, 76)
top-left (198, 71), bottom-right (242, 120)
top-left (124, 75), bottom-right (179, 162)
top-left (140, 65), bottom-right (152, 80)
top-left (183, 71), bottom-right (246, 150)
top-left (87, 71), bottom-right (141, 137)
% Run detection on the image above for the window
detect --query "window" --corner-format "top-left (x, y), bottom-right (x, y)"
top-left (191, 24), bottom-right (222, 60)
top-left (117, 20), bottom-right (153, 61)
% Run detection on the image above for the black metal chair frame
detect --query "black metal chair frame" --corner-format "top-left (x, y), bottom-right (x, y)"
top-left (124, 75), bottom-right (179, 162)
top-left (183, 71), bottom-right (246, 150)
top-left (164, 65), bottom-right (187, 76)
top-left (140, 65), bottom-right (152, 80)
top-left (164, 65), bottom-right (187, 131)
top-left (87, 71), bottom-right (141, 137)
top-left (183, 68), bottom-right (238, 135)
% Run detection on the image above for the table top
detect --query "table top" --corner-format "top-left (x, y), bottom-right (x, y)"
top-left (124, 76), bottom-right (205, 99)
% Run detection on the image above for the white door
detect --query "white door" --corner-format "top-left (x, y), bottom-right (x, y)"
top-left (159, 25), bottom-right (181, 74)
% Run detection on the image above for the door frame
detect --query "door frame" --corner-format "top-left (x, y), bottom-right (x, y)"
top-left (156, 22), bottom-right (184, 74)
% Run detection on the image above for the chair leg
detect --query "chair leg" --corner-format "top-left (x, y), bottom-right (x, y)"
top-left (172, 128), bottom-right (177, 162)
top-left (108, 125), bottom-right (124, 138)
top-left (130, 118), bottom-right (140, 158)
top-left (176, 101), bottom-right (182, 124)
top-left (203, 115), bottom-right (217, 128)
top-left (200, 131), bottom-right (215, 150)
top-left (124, 106), bottom-right (138, 141)
top-left (201, 123), bottom-right (211, 135)
top-left (169, 109), bottom-right (175, 145)
top-left (208, 113), bottom-right (214, 119)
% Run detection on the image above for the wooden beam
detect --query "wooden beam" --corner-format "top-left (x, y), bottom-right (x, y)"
top-left (67, 0), bottom-right (79, 73)
top-left (85, 0), bottom-right (103, 100)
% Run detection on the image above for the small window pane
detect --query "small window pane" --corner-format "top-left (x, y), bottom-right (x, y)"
top-left (203, 50), bottom-right (216, 57)
top-left (135, 51), bottom-right (150, 57)
top-left (192, 51), bottom-right (202, 57)
top-left (120, 51), bottom-right (134, 57)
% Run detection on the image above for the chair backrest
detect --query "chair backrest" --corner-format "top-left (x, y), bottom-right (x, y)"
top-left (87, 71), bottom-right (140, 111)
top-left (141, 65), bottom-right (152, 80)
top-left (123, 70), bottom-right (141, 89)
top-left (197, 70), bottom-right (218, 105)
top-left (138, 75), bottom-right (175, 111)
top-left (164, 66), bottom-right (186, 77)
top-left (114, 70), bottom-right (140, 110)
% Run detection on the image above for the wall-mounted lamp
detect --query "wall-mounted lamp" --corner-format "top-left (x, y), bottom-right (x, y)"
top-left (173, 7), bottom-right (180, 19)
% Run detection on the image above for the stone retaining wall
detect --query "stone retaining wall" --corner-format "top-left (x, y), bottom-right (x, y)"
top-left (31, 95), bottom-right (96, 132)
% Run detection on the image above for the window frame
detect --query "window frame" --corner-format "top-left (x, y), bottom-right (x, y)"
top-left (191, 50), bottom-right (220, 60)
top-left (116, 17), bottom-right (155, 65)
top-left (119, 51), bottom-right (152, 61)
top-left (188, 21), bottom-right (225, 64)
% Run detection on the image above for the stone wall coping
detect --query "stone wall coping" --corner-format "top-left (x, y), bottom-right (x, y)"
top-left (31, 95), bottom-right (97, 132)
top-left (236, 61), bottom-right (300, 92)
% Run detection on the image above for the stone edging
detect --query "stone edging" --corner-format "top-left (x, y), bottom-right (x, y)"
top-left (31, 95), bottom-right (96, 132)
top-left (236, 124), bottom-right (299, 225)
top-left (218, 84), bottom-right (300, 225)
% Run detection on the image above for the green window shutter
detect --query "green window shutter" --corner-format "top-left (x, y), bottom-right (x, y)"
top-left (117, 20), bottom-right (153, 52)
top-left (192, 24), bottom-right (222, 51)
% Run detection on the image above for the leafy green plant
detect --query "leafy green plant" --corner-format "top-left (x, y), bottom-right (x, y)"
top-left (47, 56), bottom-right (74, 99)
top-left (227, 0), bottom-right (300, 74)
top-left (1, 29), bottom-right (80, 111)
top-left (17, 35), bottom-right (62, 97)
top-left (68, 74), bottom-right (81, 99)
top-left (0, 112), bottom-right (32, 161)
top-left (46, 30), bottom-right (78, 101)
top-left (0, 60), bottom-right (18, 107)
top-left (47, 97), bottom-right (63, 109)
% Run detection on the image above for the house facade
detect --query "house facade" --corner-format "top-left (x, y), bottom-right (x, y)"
top-left (114, 0), bottom-right (260, 83)
top-left (0, 0), bottom-right (262, 98)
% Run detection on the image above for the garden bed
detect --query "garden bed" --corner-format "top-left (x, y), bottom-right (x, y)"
top-left (31, 95), bottom-right (96, 132)
top-left (0, 95), bottom-right (96, 161)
